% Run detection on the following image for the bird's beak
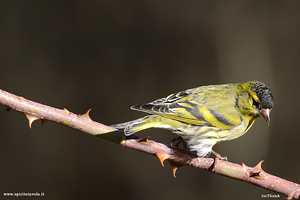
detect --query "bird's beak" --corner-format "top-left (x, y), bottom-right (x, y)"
top-left (260, 108), bottom-right (270, 126)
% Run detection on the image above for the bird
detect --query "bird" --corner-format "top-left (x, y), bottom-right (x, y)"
top-left (112, 81), bottom-right (274, 160)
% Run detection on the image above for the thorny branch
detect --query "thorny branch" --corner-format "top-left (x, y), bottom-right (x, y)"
top-left (0, 89), bottom-right (299, 199)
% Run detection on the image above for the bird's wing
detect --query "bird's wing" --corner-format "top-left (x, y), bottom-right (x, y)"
top-left (131, 86), bottom-right (242, 129)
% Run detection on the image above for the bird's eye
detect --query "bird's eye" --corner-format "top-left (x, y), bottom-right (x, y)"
top-left (252, 98), bottom-right (259, 108)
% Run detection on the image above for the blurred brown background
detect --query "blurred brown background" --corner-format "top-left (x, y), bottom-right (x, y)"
top-left (0, 1), bottom-right (299, 199)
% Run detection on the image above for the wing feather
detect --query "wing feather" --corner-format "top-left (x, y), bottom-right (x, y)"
top-left (131, 85), bottom-right (242, 129)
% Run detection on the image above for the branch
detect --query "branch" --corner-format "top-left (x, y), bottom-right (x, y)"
top-left (0, 89), bottom-right (299, 199)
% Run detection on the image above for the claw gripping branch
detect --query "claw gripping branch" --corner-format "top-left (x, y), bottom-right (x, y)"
top-left (0, 89), bottom-right (300, 199)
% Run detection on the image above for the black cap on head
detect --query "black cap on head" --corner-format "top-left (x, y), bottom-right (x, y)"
top-left (251, 81), bottom-right (274, 109)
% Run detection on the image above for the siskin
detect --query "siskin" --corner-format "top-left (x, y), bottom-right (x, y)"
top-left (112, 81), bottom-right (274, 158)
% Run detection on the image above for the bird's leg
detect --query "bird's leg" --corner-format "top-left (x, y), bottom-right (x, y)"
top-left (210, 150), bottom-right (228, 171)
top-left (171, 136), bottom-right (187, 150)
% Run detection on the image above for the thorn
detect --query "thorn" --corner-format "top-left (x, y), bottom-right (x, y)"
top-left (168, 161), bottom-right (182, 178)
top-left (254, 160), bottom-right (264, 171)
top-left (24, 113), bottom-right (41, 128)
top-left (241, 163), bottom-right (249, 172)
top-left (241, 163), bottom-right (265, 179)
top-left (249, 170), bottom-right (265, 180)
top-left (248, 160), bottom-right (265, 179)
top-left (78, 109), bottom-right (92, 121)
top-left (137, 136), bottom-right (152, 145)
top-left (155, 153), bottom-right (170, 167)
top-left (41, 119), bottom-right (47, 126)
top-left (64, 108), bottom-right (70, 115)
top-left (18, 96), bottom-right (26, 101)
top-left (172, 166), bottom-right (178, 178)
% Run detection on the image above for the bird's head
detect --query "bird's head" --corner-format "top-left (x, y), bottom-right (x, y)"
top-left (246, 81), bottom-right (274, 126)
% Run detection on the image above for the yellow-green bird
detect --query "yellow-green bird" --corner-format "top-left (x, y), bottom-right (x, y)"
top-left (112, 81), bottom-right (274, 157)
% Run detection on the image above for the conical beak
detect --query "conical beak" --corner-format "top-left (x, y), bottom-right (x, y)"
top-left (260, 108), bottom-right (270, 126)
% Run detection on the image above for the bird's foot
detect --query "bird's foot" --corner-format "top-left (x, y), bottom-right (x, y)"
top-left (210, 150), bottom-right (228, 171)
top-left (171, 136), bottom-right (187, 150)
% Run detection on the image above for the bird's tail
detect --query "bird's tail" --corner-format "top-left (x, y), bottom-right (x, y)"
top-left (111, 116), bottom-right (160, 136)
